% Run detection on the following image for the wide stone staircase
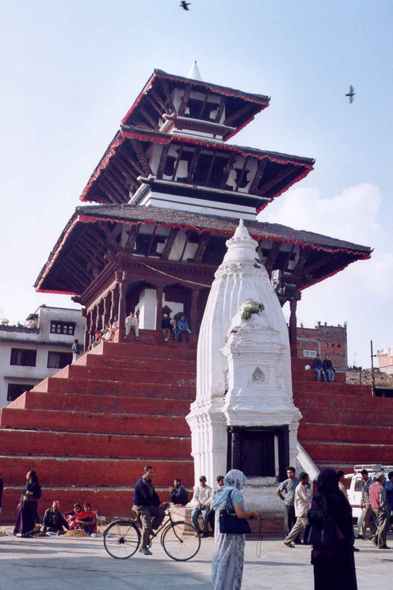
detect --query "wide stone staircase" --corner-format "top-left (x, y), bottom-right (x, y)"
top-left (0, 335), bottom-right (196, 523)
top-left (2, 339), bottom-right (393, 525)
top-left (292, 357), bottom-right (393, 471)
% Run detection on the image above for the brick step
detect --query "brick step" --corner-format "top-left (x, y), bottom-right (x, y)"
top-left (90, 340), bottom-right (197, 361)
top-left (299, 422), bottom-right (393, 445)
top-left (301, 441), bottom-right (393, 464)
top-left (9, 391), bottom-right (192, 415)
top-left (0, 408), bottom-right (190, 437)
top-left (293, 391), bottom-right (393, 410)
top-left (32, 377), bottom-right (195, 399)
top-left (56, 364), bottom-right (196, 386)
top-left (0, 486), bottom-right (190, 524)
top-left (77, 352), bottom-right (196, 372)
top-left (293, 382), bottom-right (371, 397)
top-left (292, 369), bottom-right (346, 383)
top-left (300, 406), bottom-right (393, 427)
top-left (0, 427), bottom-right (190, 458)
top-left (0, 456), bottom-right (193, 488)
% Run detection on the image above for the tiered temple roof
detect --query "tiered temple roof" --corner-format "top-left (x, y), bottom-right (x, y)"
top-left (35, 67), bottom-right (371, 313)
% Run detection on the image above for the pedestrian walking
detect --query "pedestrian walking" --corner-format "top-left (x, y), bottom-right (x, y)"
top-left (212, 469), bottom-right (260, 590)
top-left (276, 466), bottom-right (301, 543)
top-left (370, 473), bottom-right (390, 549)
top-left (283, 472), bottom-right (311, 547)
top-left (71, 339), bottom-right (80, 363)
top-left (310, 469), bottom-right (357, 590)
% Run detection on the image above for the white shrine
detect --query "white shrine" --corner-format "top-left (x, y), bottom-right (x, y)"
top-left (186, 219), bottom-right (302, 512)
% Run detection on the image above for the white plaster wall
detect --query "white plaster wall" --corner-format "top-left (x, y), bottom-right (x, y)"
top-left (0, 342), bottom-right (79, 409)
top-left (137, 288), bottom-right (157, 330)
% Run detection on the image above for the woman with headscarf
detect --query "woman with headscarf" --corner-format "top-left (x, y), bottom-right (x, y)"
top-left (311, 469), bottom-right (357, 590)
top-left (212, 469), bottom-right (260, 590)
top-left (14, 470), bottom-right (42, 537)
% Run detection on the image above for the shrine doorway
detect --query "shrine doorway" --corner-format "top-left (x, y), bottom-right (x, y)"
top-left (227, 426), bottom-right (289, 482)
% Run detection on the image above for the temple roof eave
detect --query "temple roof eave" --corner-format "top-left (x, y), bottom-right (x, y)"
top-left (34, 205), bottom-right (372, 297)
top-left (79, 126), bottom-right (315, 206)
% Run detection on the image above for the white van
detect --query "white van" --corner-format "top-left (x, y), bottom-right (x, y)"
top-left (344, 464), bottom-right (393, 519)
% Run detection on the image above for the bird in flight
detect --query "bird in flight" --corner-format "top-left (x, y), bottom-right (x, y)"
top-left (346, 86), bottom-right (355, 103)
top-left (180, 1), bottom-right (191, 10)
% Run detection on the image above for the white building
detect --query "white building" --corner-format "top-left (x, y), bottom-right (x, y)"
top-left (0, 306), bottom-right (85, 408)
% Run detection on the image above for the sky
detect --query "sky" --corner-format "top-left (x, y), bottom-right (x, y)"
top-left (0, 0), bottom-right (392, 368)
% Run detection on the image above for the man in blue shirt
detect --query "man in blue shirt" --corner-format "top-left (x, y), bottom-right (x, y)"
top-left (132, 466), bottom-right (166, 555)
top-left (176, 315), bottom-right (191, 343)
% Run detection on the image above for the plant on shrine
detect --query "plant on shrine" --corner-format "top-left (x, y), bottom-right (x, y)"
top-left (241, 302), bottom-right (265, 321)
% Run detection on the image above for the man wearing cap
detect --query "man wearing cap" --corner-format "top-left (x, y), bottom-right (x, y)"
top-left (132, 466), bottom-right (166, 555)
top-left (369, 473), bottom-right (389, 549)
top-left (161, 314), bottom-right (171, 342)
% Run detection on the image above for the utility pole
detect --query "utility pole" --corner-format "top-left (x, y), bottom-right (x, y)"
top-left (370, 340), bottom-right (376, 397)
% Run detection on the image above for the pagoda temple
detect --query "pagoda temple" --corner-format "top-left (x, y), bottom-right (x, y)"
top-left (2, 67), bottom-right (392, 527)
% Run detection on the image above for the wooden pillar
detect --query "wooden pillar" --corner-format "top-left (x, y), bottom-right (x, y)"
top-left (155, 286), bottom-right (164, 331)
top-left (190, 290), bottom-right (199, 333)
top-left (102, 297), bottom-right (108, 328)
top-left (94, 305), bottom-right (100, 332)
top-left (110, 287), bottom-right (117, 320)
top-left (83, 310), bottom-right (90, 352)
top-left (289, 298), bottom-right (298, 357)
top-left (117, 276), bottom-right (127, 340)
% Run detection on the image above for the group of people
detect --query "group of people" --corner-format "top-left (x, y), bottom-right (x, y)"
top-left (354, 468), bottom-right (393, 549)
top-left (131, 465), bottom-right (260, 590)
top-left (161, 314), bottom-right (192, 343)
top-left (12, 470), bottom-right (97, 537)
top-left (313, 354), bottom-right (336, 381)
top-left (276, 465), bottom-right (393, 590)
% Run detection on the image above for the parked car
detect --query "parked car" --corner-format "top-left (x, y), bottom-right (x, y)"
top-left (344, 464), bottom-right (393, 519)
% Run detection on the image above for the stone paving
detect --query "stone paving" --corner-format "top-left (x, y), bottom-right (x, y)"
top-left (0, 534), bottom-right (391, 590)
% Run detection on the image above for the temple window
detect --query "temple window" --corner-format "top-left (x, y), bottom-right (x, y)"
top-left (10, 348), bottom-right (37, 367)
top-left (47, 351), bottom-right (73, 369)
top-left (50, 321), bottom-right (75, 336)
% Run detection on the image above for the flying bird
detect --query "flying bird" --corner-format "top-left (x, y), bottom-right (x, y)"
top-left (180, 1), bottom-right (191, 10)
top-left (346, 85), bottom-right (355, 103)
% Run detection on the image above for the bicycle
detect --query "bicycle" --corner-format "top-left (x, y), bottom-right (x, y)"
top-left (103, 504), bottom-right (201, 562)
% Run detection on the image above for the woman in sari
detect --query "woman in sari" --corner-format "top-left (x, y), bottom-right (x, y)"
top-left (311, 469), bottom-right (357, 590)
top-left (212, 469), bottom-right (260, 590)
top-left (73, 502), bottom-right (97, 535)
top-left (14, 470), bottom-right (42, 537)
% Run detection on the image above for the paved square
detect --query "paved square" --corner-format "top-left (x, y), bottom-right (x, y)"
top-left (0, 535), bottom-right (391, 590)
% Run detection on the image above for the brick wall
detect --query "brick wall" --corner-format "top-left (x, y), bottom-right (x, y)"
top-left (296, 322), bottom-right (347, 370)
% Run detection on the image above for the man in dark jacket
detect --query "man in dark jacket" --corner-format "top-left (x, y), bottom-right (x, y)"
top-left (43, 501), bottom-right (70, 534)
top-left (169, 478), bottom-right (189, 506)
top-left (313, 354), bottom-right (327, 381)
top-left (323, 354), bottom-right (336, 382)
top-left (132, 466), bottom-right (166, 555)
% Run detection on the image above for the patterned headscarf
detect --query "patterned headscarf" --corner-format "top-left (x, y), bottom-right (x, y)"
top-left (213, 469), bottom-right (247, 510)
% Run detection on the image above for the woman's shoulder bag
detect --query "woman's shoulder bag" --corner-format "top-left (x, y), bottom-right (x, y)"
top-left (219, 490), bottom-right (251, 535)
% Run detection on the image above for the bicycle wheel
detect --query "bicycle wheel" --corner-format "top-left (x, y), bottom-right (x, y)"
top-left (103, 519), bottom-right (140, 559)
top-left (162, 521), bottom-right (201, 561)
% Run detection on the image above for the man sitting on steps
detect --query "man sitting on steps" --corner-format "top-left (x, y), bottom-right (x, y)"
top-left (132, 466), bottom-right (166, 556)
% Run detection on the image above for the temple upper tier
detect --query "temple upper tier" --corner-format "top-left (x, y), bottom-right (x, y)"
top-left (80, 69), bottom-right (315, 219)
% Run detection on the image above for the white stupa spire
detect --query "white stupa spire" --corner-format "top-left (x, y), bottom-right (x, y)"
top-left (187, 60), bottom-right (202, 81)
